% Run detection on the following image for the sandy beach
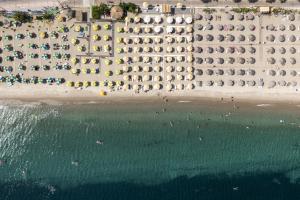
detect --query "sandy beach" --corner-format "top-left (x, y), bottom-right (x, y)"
top-left (1, 3), bottom-right (300, 103)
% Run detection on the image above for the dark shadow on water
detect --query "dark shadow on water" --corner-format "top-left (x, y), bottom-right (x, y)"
top-left (1, 172), bottom-right (300, 200)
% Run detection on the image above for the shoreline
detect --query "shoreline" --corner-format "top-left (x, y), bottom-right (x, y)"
top-left (1, 92), bottom-right (300, 107)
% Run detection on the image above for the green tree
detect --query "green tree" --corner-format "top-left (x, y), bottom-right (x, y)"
top-left (12, 11), bottom-right (32, 23)
top-left (119, 2), bottom-right (139, 14)
top-left (92, 3), bottom-right (110, 19)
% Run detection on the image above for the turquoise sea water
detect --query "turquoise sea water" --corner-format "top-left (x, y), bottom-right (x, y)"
top-left (1, 100), bottom-right (300, 199)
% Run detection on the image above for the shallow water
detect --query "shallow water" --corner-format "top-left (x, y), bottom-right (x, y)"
top-left (1, 101), bottom-right (300, 199)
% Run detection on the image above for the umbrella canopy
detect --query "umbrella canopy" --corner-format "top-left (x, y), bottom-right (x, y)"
top-left (92, 24), bottom-right (100, 31)
top-left (185, 17), bottom-right (193, 24)
top-left (177, 83), bottom-right (184, 90)
top-left (176, 16), bottom-right (183, 24)
top-left (167, 16), bottom-right (174, 24)
top-left (154, 16), bottom-right (162, 23)
top-left (143, 16), bottom-right (151, 24)
top-left (166, 84), bottom-right (173, 91)
top-left (154, 26), bottom-right (162, 33)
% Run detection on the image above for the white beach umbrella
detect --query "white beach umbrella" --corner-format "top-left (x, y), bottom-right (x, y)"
top-left (187, 66), bottom-right (194, 73)
top-left (176, 27), bottom-right (183, 34)
top-left (134, 27), bottom-right (141, 34)
top-left (135, 37), bottom-right (142, 44)
top-left (133, 75), bottom-right (140, 81)
top-left (133, 47), bottom-right (141, 53)
top-left (144, 27), bottom-right (151, 33)
top-left (154, 66), bottom-right (161, 72)
top-left (143, 16), bottom-right (151, 24)
top-left (154, 16), bottom-right (162, 24)
top-left (176, 36), bottom-right (184, 43)
top-left (133, 84), bottom-right (140, 91)
top-left (166, 37), bottom-right (174, 43)
top-left (154, 37), bottom-right (162, 43)
top-left (143, 84), bottom-right (150, 92)
top-left (227, 80), bottom-right (234, 86)
top-left (176, 16), bottom-right (183, 24)
top-left (185, 17), bottom-right (193, 24)
top-left (176, 46), bottom-right (183, 53)
top-left (154, 56), bottom-right (161, 63)
top-left (186, 26), bottom-right (193, 33)
top-left (176, 56), bottom-right (183, 62)
top-left (187, 56), bottom-right (194, 63)
top-left (187, 83), bottom-right (194, 90)
top-left (177, 74), bottom-right (184, 80)
top-left (154, 75), bottom-right (161, 82)
top-left (143, 66), bottom-right (150, 72)
top-left (206, 80), bottom-right (213, 86)
top-left (187, 45), bottom-right (194, 52)
top-left (143, 56), bottom-right (150, 63)
top-left (167, 16), bottom-right (174, 24)
top-left (154, 46), bottom-right (161, 52)
top-left (133, 65), bottom-right (141, 72)
top-left (166, 75), bottom-right (174, 81)
top-left (154, 84), bottom-right (161, 90)
top-left (166, 56), bottom-right (173, 63)
top-left (122, 66), bottom-right (129, 72)
top-left (154, 26), bottom-right (162, 33)
top-left (144, 37), bottom-right (151, 44)
top-left (166, 26), bottom-right (174, 33)
top-left (167, 46), bottom-right (173, 53)
top-left (176, 66), bottom-right (183, 72)
top-left (123, 84), bottom-right (130, 90)
top-left (123, 75), bottom-right (130, 81)
top-left (187, 74), bottom-right (194, 80)
top-left (177, 83), bottom-right (184, 90)
top-left (166, 83), bottom-right (173, 91)
top-left (166, 66), bottom-right (173, 72)
top-left (124, 37), bottom-right (131, 44)
top-left (134, 16), bottom-right (141, 23)
top-left (186, 36), bottom-right (193, 42)
top-left (143, 74), bottom-right (150, 81)
top-left (143, 46), bottom-right (150, 53)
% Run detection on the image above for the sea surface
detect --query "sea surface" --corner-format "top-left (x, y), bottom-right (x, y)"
top-left (1, 100), bottom-right (300, 200)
